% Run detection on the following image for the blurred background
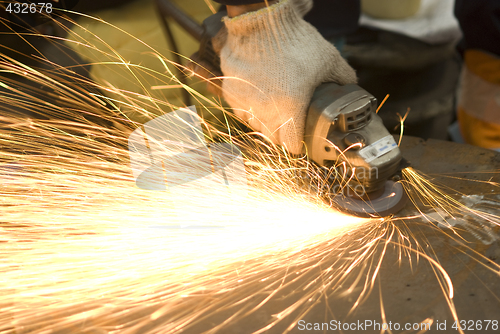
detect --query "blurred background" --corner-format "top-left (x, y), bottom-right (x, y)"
top-left (0, 0), bottom-right (463, 140)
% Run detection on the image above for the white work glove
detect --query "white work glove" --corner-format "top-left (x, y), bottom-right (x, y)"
top-left (216, 0), bottom-right (357, 154)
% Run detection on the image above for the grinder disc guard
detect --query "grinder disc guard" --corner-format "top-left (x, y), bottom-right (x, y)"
top-left (332, 180), bottom-right (407, 217)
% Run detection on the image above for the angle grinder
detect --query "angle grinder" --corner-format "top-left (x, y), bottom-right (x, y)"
top-left (156, 1), bottom-right (408, 217)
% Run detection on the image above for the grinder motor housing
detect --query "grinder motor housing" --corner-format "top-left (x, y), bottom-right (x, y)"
top-left (305, 83), bottom-right (402, 195)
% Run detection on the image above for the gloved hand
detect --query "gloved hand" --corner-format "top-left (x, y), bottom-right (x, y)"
top-left (215, 0), bottom-right (357, 154)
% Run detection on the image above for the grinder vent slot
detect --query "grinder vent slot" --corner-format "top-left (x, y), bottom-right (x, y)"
top-left (338, 99), bottom-right (375, 133)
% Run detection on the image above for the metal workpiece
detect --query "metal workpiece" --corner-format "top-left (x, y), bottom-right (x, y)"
top-left (190, 137), bottom-right (500, 334)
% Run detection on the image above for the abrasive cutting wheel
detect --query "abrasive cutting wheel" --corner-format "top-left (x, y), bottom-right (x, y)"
top-left (333, 180), bottom-right (408, 217)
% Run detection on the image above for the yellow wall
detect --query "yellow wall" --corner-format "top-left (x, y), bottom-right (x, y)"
top-left (67, 0), bottom-right (220, 124)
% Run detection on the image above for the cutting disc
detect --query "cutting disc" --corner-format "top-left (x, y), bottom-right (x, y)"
top-left (333, 180), bottom-right (408, 217)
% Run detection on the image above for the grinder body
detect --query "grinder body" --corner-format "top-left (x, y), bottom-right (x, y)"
top-left (305, 83), bottom-right (402, 195)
